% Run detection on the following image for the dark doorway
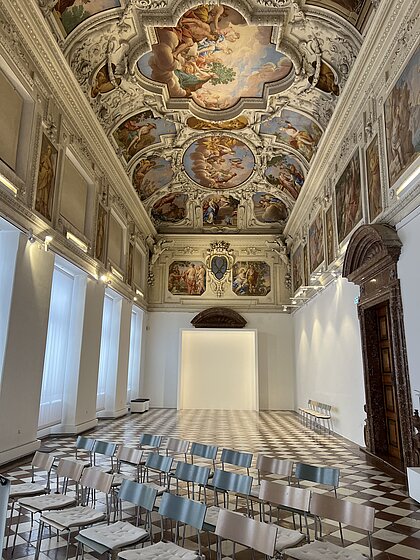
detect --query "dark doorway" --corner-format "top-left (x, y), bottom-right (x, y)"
top-left (365, 302), bottom-right (402, 468)
top-left (343, 224), bottom-right (416, 473)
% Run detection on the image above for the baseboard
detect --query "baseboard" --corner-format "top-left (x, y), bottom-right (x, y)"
top-left (360, 446), bottom-right (407, 484)
top-left (37, 418), bottom-right (99, 438)
top-left (0, 439), bottom-right (40, 466)
top-left (97, 407), bottom-right (128, 419)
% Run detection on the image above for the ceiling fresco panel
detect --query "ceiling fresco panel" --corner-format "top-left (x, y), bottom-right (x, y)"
top-left (44, 0), bottom-right (364, 235)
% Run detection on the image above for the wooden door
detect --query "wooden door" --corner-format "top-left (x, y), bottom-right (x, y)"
top-left (375, 303), bottom-right (401, 461)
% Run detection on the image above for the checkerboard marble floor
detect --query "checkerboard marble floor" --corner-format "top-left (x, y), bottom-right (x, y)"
top-left (1, 410), bottom-right (419, 560)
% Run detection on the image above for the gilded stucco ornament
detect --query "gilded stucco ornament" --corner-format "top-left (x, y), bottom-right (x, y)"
top-left (205, 241), bottom-right (235, 298)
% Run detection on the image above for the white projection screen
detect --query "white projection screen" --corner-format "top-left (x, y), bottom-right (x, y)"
top-left (178, 329), bottom-right (258, 410)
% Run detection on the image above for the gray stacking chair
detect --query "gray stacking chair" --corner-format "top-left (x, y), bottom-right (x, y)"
top-left (75, 436), bottom-right (95, 465)
top-left (6, 452), bottom-right (56, 550)
top-left (138, 434), bottom-right (162, 455)
top-left (215, 508), bottom-right (278, 560)
top-left (283, 493), bottom-right (376, 560)
top-left (142, 453), bottom-right (173, 494)
top-left (164, 437), bottom-right (190, 462)
top-left (35, 467), bottom-right (114, 560)
top-left (92, 439), bottom-right (118, 472)
top-left (170, 461), bottom-right (211, 501)
top-left (220, 448), bottom-right (253, 475)
top-left (11, 458), bottom-right (86, 553)
top-left (204, 469), bottom-right (253, 530)
top-left (115, 446), bottom-right (144, 483)
top-left (118, 492), bottom-right (207, 560)
top-left (75, 480), bottom-right (158, 560)
top-left (190, 441), bottom-right (218, 471)
top-left (259, 480), bottom-right (311, 553)
top-left (294, 463), bottom-right (340, 497)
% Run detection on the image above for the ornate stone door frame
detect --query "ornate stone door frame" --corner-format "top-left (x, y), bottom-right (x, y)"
top-left (343, 224), bottom-right (415, 471)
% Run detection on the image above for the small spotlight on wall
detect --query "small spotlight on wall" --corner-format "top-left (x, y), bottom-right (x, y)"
top-left (292, 299), bottom-right (297, 305)
top-left (136, 288), bottom-right (144, 298)
top-left (44, 235), bottom-right (53, 251)
top-left (282, 305), bottom-right (288, 311)
top-left (133, 296), bottom-right (138, 302)
top-left (100, 274), bottom-right (109, 283)
top-left (27, 229), bottom-right (36, 243)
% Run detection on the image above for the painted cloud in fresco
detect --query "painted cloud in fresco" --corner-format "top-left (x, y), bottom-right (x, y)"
top-left (260, 109), bottom-right (323, 161)
top-left (132, 156), bottom-right (173, 201)
top-left (183, 136), bottom-right (254, 189)
top-left (264, 154), bottom-right (305, 200)
top-left (137, 5), bottom-right (293, 111)
top-left (113, 110), bottom-right (176, 163)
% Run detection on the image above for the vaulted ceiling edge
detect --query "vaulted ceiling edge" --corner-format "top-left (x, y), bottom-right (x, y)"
top-left (36, 0), bottom-right (369, 236)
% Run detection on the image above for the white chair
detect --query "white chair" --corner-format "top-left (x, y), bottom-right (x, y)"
top-left (75, 480), bottom-right (158, 560)
top-left (283, 493), bottom-right (376, 560)
top-left (35, 467), bottom-right (114, 560)
top-left (115, 446), bottom-right (144, 483)
top-left (164, 437), bottom-right (190, 463)
top-left (215, 507), bottom-right (278, 559)
top-left (11, 458), bottom-right (86, 553)
top-left (6, 451), bottom-right (55, 550)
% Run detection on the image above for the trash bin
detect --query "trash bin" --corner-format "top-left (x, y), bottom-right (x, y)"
top-left (130, 398), bottom-right (150, 413)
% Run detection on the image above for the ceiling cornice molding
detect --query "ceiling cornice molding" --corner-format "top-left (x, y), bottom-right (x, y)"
top-left (284, 0), bottom-right (420, 238)
top-left (0, 0), bottom-right (156, 238)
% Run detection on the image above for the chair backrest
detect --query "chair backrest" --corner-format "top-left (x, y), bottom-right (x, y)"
top-left (221, 448), bottom-right (253, 469)
top-left (118, 479), bottom-right (157, 511)
top-left (31, 451), bottom-right (55, 472)
top-left (158, 491), bottom-right (206, 531)
top-left (215, 508), bottom-right (277, 557)
top-left (165, 437), bottom-right (190, 455)
top-left (173, 461), bottom-right (211, 486)
top-left (310, 493), bottom-right (375, 533)
top-left (139, 434), bottom-right (162, 449)
top-left (92, 440), bottom-right (117, 458)
top-left (56, 458), bottom-right (85, 483)
top-left (116, 446), bottom-right (143, 466)
top-left (295, 462), bottom-right (340, 488)
top-left (212, 469), bottom-right (252, 495)
top-left (190, 442), bottom-right (218, 461)
top-left (145, 453), bottom-right (173, 474)
top-left (76, 436), bottom-right (96, 452)
top-left (80, 467), bottom-right (114, 494)
top-left (256, 455), bottom-right (293, 478)
top-left (259, 480), bottom-right (311, 513)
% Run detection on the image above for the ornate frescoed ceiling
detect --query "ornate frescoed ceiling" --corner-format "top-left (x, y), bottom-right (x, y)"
top-left (40, 0), bottom-right (371, 235)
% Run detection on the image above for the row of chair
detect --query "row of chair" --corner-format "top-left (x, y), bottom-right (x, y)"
top-left (9, 454), bottom-right (375, 560)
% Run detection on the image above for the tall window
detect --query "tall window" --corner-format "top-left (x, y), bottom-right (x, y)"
top-left (96, 293), bottom-right (114, 412)
top-left (38, 266), bottom-right (73, 429)
top-left (127, 306), bottom-right (144, 403)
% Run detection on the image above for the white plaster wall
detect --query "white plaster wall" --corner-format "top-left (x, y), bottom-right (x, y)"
top-left (293, 277), bottom-right (365, 445)
top-left (141, 311), bottom-right (294, 410)
top-left (397, 208), bottom-right (420, 410)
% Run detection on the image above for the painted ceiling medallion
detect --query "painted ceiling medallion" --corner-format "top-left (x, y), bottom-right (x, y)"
top-left (183, 135), bottom-right (255, 189)
top-left (137, 4), bottom-right (293, 113)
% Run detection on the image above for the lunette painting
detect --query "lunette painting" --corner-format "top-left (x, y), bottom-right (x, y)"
top-left (232, 261), bottom-right (271, 296)
top-left (168, 261), bottom-right (206, 295)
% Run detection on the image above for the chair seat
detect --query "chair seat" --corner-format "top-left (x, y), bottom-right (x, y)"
top-left (142, 482), bottom-right (167, 495)
top-left (275, 527), bottom-right (306, 551)
top-left (111, 473), bottom-right (135, 487)
top-left (284, 540), bottom-right (369, 560)
top-left (79, 520), bottom-right (148, 550)
top-left (41, 505), bottom-right (106, 529)
top-left (204, 505), bottom-right (220, 527)
top-left (19, 494), bottom-right (76, 511)
top-left (119, 541), bottom-right (201, 560)
top-left (9, 483), bottom-right (47, 497)
top-left (250, 484), bottom-right (260, 497)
